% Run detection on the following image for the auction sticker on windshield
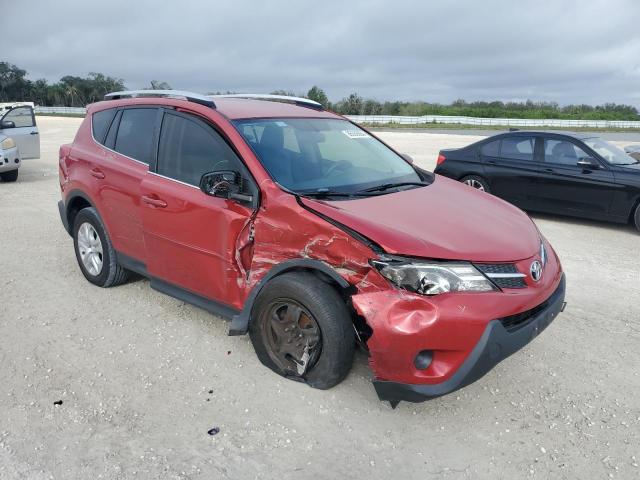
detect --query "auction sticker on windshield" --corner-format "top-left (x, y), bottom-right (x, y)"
top-left (342, 129), bottom-right (371, 139)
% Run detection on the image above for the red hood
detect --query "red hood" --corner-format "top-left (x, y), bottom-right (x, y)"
top-left (301, 175), bottom-right (540, 262)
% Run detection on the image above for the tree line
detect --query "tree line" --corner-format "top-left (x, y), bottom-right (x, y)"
top-left (1, 61), bottom-right (637, 120)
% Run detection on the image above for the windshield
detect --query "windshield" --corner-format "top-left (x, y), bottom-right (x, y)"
top-left (233, 118), bottom-right (421, 194)
top-left (583, 137), bottom-right (639, 165)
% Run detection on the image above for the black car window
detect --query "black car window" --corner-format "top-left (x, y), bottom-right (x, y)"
top-left (544, 139), bottom-right (588, 167)
top-left (114, 108), bottom-right (157, 164)
top-left (500, 137), bottom-right (535, 161)
top-left (3, 106), bottom-right (35, 128)
top-left (480, 140), bottom-right (500, 157)
top-left (158, 113), bottom-right (243, 186)
top-left (92, 108), bottom-right (117, 144)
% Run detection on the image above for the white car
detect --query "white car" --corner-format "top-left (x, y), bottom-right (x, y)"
top-left (0, 105), bottom-right (40, 159)
top-left (0, 133), bottom-right (20, 182)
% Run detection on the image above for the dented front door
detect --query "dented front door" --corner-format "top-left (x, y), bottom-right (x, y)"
top-left (140, 172), bottom-right (253, 309)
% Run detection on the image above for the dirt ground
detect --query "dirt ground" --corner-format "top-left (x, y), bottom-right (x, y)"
top-left (0, 116), bottom-right (638, 479)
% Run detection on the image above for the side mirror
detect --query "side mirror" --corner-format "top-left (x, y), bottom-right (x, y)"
top-left (0, 120), bottom-right (15, 129)
top-left (577, 157), bottom-right (600, 170)
top-left (400, 153), bottom-right (414, 164)
top-left (200, 170), bottom-right (253, 203)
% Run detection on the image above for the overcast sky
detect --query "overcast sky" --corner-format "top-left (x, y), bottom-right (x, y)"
top-left (6, 0), bottom-right (640, 106)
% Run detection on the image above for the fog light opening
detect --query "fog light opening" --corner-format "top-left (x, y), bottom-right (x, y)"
top-left (414, 350), bottom-right (433, 370)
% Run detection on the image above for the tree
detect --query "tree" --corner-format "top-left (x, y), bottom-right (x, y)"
top-left (0, 62), bottom-right (31, 102)
top-left (150, 80), bottom-right (171, 90)
top-left (307, 86), bottom-right (329, 108)
top-left (270, 89), bottom-right (298, 97)
top-left (338, 93), bottom-right (364, 115)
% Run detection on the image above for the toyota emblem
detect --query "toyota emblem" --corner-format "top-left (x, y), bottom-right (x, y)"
top-left (530, 260), bottom-right (543, 282)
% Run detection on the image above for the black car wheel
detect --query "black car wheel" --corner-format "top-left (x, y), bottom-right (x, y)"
top-left (249, 272), bottom-right (355, 389)
top-left (73, 207), bottom-right (130, 287)
top-left (461, 175), bottom-right (490, 193)
top-left (634, 204), bottom-right (640, 232)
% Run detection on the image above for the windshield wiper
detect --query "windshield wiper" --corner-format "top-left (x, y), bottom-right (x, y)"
top-left (355, 181), bottom-right (427, 194)
top-left (298, 188), bottom-right (367, 199)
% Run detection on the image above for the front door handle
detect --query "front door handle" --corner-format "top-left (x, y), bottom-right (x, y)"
top-left (90, 168), bottom-right (105, 179)
top-left (30, 131), bottom-right (39, 135)
top-left (543, 168), bottom-right (555, 174)
top-left (142, 195), bottom-right (167, 208)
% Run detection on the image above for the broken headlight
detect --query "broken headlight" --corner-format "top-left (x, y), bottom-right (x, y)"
top-left (372, 257), bottom-right (496, 295)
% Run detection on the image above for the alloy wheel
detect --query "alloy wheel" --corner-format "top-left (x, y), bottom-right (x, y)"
top-left (464, 179), bottom-right (485, 191)
top-left (77, 222), bottom-right (104, 276)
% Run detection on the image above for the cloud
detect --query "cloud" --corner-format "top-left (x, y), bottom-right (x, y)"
top-left (6, 0), bottom-right (640, 105)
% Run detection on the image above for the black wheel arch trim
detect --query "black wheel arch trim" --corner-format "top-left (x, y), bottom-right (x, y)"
top-left (59, 189), bottom-right (101, 236)
top-left (229, 259), bottom-right (352, 336)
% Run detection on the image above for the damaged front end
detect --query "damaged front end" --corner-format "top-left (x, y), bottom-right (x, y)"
top-left (228, 184), bottom-right (565, 404)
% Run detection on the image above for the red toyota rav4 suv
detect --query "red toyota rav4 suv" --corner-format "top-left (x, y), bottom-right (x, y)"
top-left (58, 91), bottom-right (566, 405)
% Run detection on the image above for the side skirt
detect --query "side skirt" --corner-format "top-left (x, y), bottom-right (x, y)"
top-left (115, 250), bottom-right (239, 321)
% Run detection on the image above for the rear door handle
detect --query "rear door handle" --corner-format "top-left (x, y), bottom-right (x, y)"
top-left (142, 195), bottom-right (167, 208)
top-left (543, 168), bottom-right (555, 174)
top-left (90, 168), bottom-right (105, 179)
top-left (30, 131), bottom-right (39, 135)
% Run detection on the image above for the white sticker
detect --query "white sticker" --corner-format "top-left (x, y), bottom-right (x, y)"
top-left (275, 121), bottom-right (288, 127)
top-left (342, 129), bottom-right (370, 139)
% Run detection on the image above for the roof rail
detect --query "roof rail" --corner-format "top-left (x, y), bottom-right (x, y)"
top-left (104, 90), bottom-right (215, 108)
top-left (210, 93), bottom-right (323, 110)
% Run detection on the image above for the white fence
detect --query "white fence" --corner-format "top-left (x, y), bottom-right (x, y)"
top-left (346, 115), bottom-right (640, 129)
top-left (32, 106), bottom-right (640, 129)
top-left (35, 106), bottom-right (87, 115)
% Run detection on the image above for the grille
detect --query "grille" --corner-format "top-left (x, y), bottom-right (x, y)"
top-left (498, 296), bottom-right (551, 332)
top-left (475, 263), bottom-right (526, 289)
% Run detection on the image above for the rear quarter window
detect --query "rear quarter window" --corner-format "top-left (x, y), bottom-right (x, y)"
top-left (92, 108), bottom-right (117, 144)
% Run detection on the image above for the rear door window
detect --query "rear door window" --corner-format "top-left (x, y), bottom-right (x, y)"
top-left (500, 137), bottom-right (535, 161)
top-left (480, 140), bottom-right (500, 157)
top-left (157, 112), bottom-right (244, 186)
top-left (114, 108), bottom-right (158, 164)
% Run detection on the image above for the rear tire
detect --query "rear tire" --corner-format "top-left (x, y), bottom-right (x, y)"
top-left (634, 204), bottom-right (640, 232)
top-left (73, 207), bottom-right (130, 287)
top-left (249, 272), bottom-right (355, 389)
top-left (460, 175), bottom-right (490, 193)
top-left (0, 170), bottom-right (18, 182)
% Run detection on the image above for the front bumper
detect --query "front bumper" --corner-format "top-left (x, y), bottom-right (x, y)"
top-left (373, 274), bottom-right (566, 403)
top-left (0, 147), bottom-right (20, 172)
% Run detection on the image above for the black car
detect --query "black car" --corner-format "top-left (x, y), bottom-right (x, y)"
top-left (434, 131), bottom-right (640, 231)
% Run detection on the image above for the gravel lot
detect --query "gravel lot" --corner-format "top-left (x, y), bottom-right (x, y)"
top-left (1, 117), bottom-right (638, 479)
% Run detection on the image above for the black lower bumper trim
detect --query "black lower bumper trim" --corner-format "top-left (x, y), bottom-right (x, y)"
top-left (58, 200), bottom-right (71, 235)
top-left (374, 274), bottom-right (566, 403)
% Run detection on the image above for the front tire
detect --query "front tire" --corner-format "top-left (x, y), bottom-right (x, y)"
top-left (249, 272), bottom-right (355, 389)
top-left (73, 207), bottom-right (130, 287)
top-left (634, 204), bottom-right (640, 232)
top-left (460, 175), bottom-right (490, 193)
top-left (0, 169), bottom-right (18, 182)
